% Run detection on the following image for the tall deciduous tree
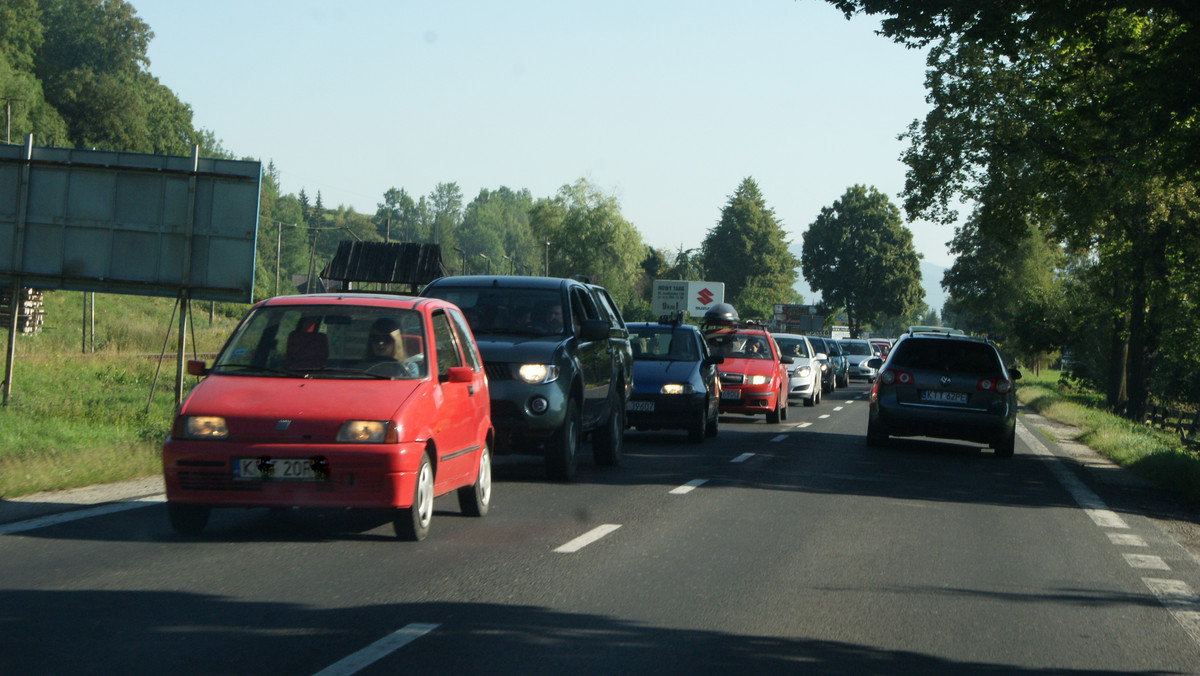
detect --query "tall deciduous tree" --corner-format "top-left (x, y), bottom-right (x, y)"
top-left (529, 179), bottom-right (644, 309)
top-left (701, 177), bottom-right (798, 320)
top-left (801, 185), bottom-right (923, 337)
top-left (457, 186), bottom-right (536, 275)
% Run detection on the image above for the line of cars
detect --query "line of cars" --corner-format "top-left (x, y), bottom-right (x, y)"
top-left (160, 277), bottom-right (1020, 543)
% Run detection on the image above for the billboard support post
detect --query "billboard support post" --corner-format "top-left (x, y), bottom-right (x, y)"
top-left (3, 136), bottom-right (33, 406)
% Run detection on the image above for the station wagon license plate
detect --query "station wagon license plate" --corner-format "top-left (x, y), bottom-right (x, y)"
top-left (233, 457), bottom-right (320, 481)
top-left (921, 390), bottom-right (967, 405)
top-left (720, 389), bottom-right (741, 401)
top-left (627, 401), bottom-right (654, 412)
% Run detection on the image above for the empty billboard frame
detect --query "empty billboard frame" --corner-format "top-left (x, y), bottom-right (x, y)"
top-left (1, 139), bottom-right (261, 302)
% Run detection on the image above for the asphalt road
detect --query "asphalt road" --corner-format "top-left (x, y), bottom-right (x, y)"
top-left (3, 382), bottom-right (1200, 675)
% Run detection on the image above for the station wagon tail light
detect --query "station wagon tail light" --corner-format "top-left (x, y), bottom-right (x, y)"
top-left (661, 383), bottom-right (694, 395)
top-left (337, 420), bottom-right (391, 443)
top-left (879, 370), bottom-right (913, 386)
top-left (978, 378), bottom-right (1013, 394)
top-left (518, 364), bottom-right (560, 384)
top-left (180, 416), bottom-right (228, 440)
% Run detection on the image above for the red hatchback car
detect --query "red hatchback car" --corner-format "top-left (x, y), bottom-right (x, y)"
top-left (703, 327), bottom-right (792, 423)
top-left (162, 294), bottom-right (493, 541)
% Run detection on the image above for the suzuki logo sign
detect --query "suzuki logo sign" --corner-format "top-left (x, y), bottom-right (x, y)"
top-left (651, 280), bottom-right (725, 318)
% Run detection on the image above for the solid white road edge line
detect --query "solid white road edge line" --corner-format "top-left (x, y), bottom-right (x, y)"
top-left (554, 524), bottom-right (621, 553)
top-left (0, 496), bottom-right (165, 536)
top-left (670, 479), bottom-right (708, 495)
top-left (312, 623), bottom-right (439, 676)
top-left (1016, 421), bottom-right (1129, 529)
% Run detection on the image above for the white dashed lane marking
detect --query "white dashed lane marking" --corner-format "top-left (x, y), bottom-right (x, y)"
top-left (313, 623), bottom-right (439, 676)
top-left (554, 524), bottom-right (621, 553)
top-left (771, 434), bottom-right (788, 443)
top-left (1109, 533), bottom-right (1148, 547)
top-left (1124, 553), bottom-right (1171, 570)
top-left (1143, 579), bottom-right (1200, 646)
top-left (731, 453), bottom-right (754, 463)
top-left (670, 479), bottom-right (708, 495)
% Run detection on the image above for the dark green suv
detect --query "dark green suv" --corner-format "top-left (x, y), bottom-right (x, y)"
top-left (867, 328), bottom-right (1022, 456)
top-left (421, 276), bottom-right (633, 480)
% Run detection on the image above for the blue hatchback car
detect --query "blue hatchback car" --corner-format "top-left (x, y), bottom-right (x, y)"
top-left (626, 320), bottom-right (723, 442)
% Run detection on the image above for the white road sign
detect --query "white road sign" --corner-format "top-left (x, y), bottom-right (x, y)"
top-left (651, 280), bottom-right (725, 318)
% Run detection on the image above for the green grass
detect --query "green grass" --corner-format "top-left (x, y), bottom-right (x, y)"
top-left (0, 291), bottom-right (243, 497)
top-left (1017, 368), bottom-right (1200, 502)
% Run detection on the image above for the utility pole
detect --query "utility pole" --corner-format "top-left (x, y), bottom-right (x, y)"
top-left (2, 98), bottom-right (25, 143)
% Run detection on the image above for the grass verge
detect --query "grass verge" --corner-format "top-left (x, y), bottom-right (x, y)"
top-left (1018, 369), bottom-right (1200, 503)
top-left (1, 291), bottom-right (241, 498)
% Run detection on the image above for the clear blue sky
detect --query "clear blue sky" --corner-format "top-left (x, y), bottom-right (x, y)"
top-left (133, 0), bottom-right (955, 271)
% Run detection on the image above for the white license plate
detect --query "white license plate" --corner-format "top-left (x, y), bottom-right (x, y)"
top-left (626, 401), bottom-right (654, 412)
top-left (234, 457), bottom-right (320, 481)
top-left (921, 390), bottom-right (967, 404)
top-left (720, 389), bottom-right (741, 401)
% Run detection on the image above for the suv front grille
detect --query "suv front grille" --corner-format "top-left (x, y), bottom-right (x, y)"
top-left (484, 362), bottom-right (512, 381)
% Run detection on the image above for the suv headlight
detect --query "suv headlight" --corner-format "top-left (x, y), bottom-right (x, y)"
top-left (518, 364), bottom-right (559, 384)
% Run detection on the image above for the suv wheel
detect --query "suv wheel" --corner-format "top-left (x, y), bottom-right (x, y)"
top-left (866, 418), bottom-right (888, 447)
top-left (688, 401), bottom-right (707, 443)
top-left (993, 428), bottom-right (1016, 458)
top-left (593, 388), bottom-right (625, 466)
top-left (546, 399), bottom-right (581, 481)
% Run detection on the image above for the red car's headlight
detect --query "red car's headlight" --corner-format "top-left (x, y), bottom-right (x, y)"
top-left (337, 420), bottom-right (389, 443)
top-left (179, 416), bottom-right (228, 440)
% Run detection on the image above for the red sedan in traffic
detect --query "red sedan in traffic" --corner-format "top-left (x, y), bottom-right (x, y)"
top-left (162, 294), bottom-right (493, 540)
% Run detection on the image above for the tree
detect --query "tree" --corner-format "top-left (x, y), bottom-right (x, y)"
top-left (940, 210), bottom-right (1064, 362)
top-left (801, 185), bottom-right (923, 337)
top-left (701, 177), bottom-right (798, 320)
top-left (456, 186), bottom-right (536, 275)
top-left (429, 182), bottom-right (463, 246)
top-left (529, 179), bottom-right (644, 309)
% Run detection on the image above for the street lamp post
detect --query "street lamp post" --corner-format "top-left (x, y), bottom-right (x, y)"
top-left (503, 254), bottom-right (513, 275)
top-left (453, 247), bottom-right (467, 275)
top-left (544, 241), bottom-right (550, 276)
top-left (479, 253), bottom-right (490, 274)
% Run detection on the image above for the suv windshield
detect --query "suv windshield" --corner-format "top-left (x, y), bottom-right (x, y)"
top-left (424, 288), bottom-right (564, 336)
top-left (213, 305), bottom-right (428, 379)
